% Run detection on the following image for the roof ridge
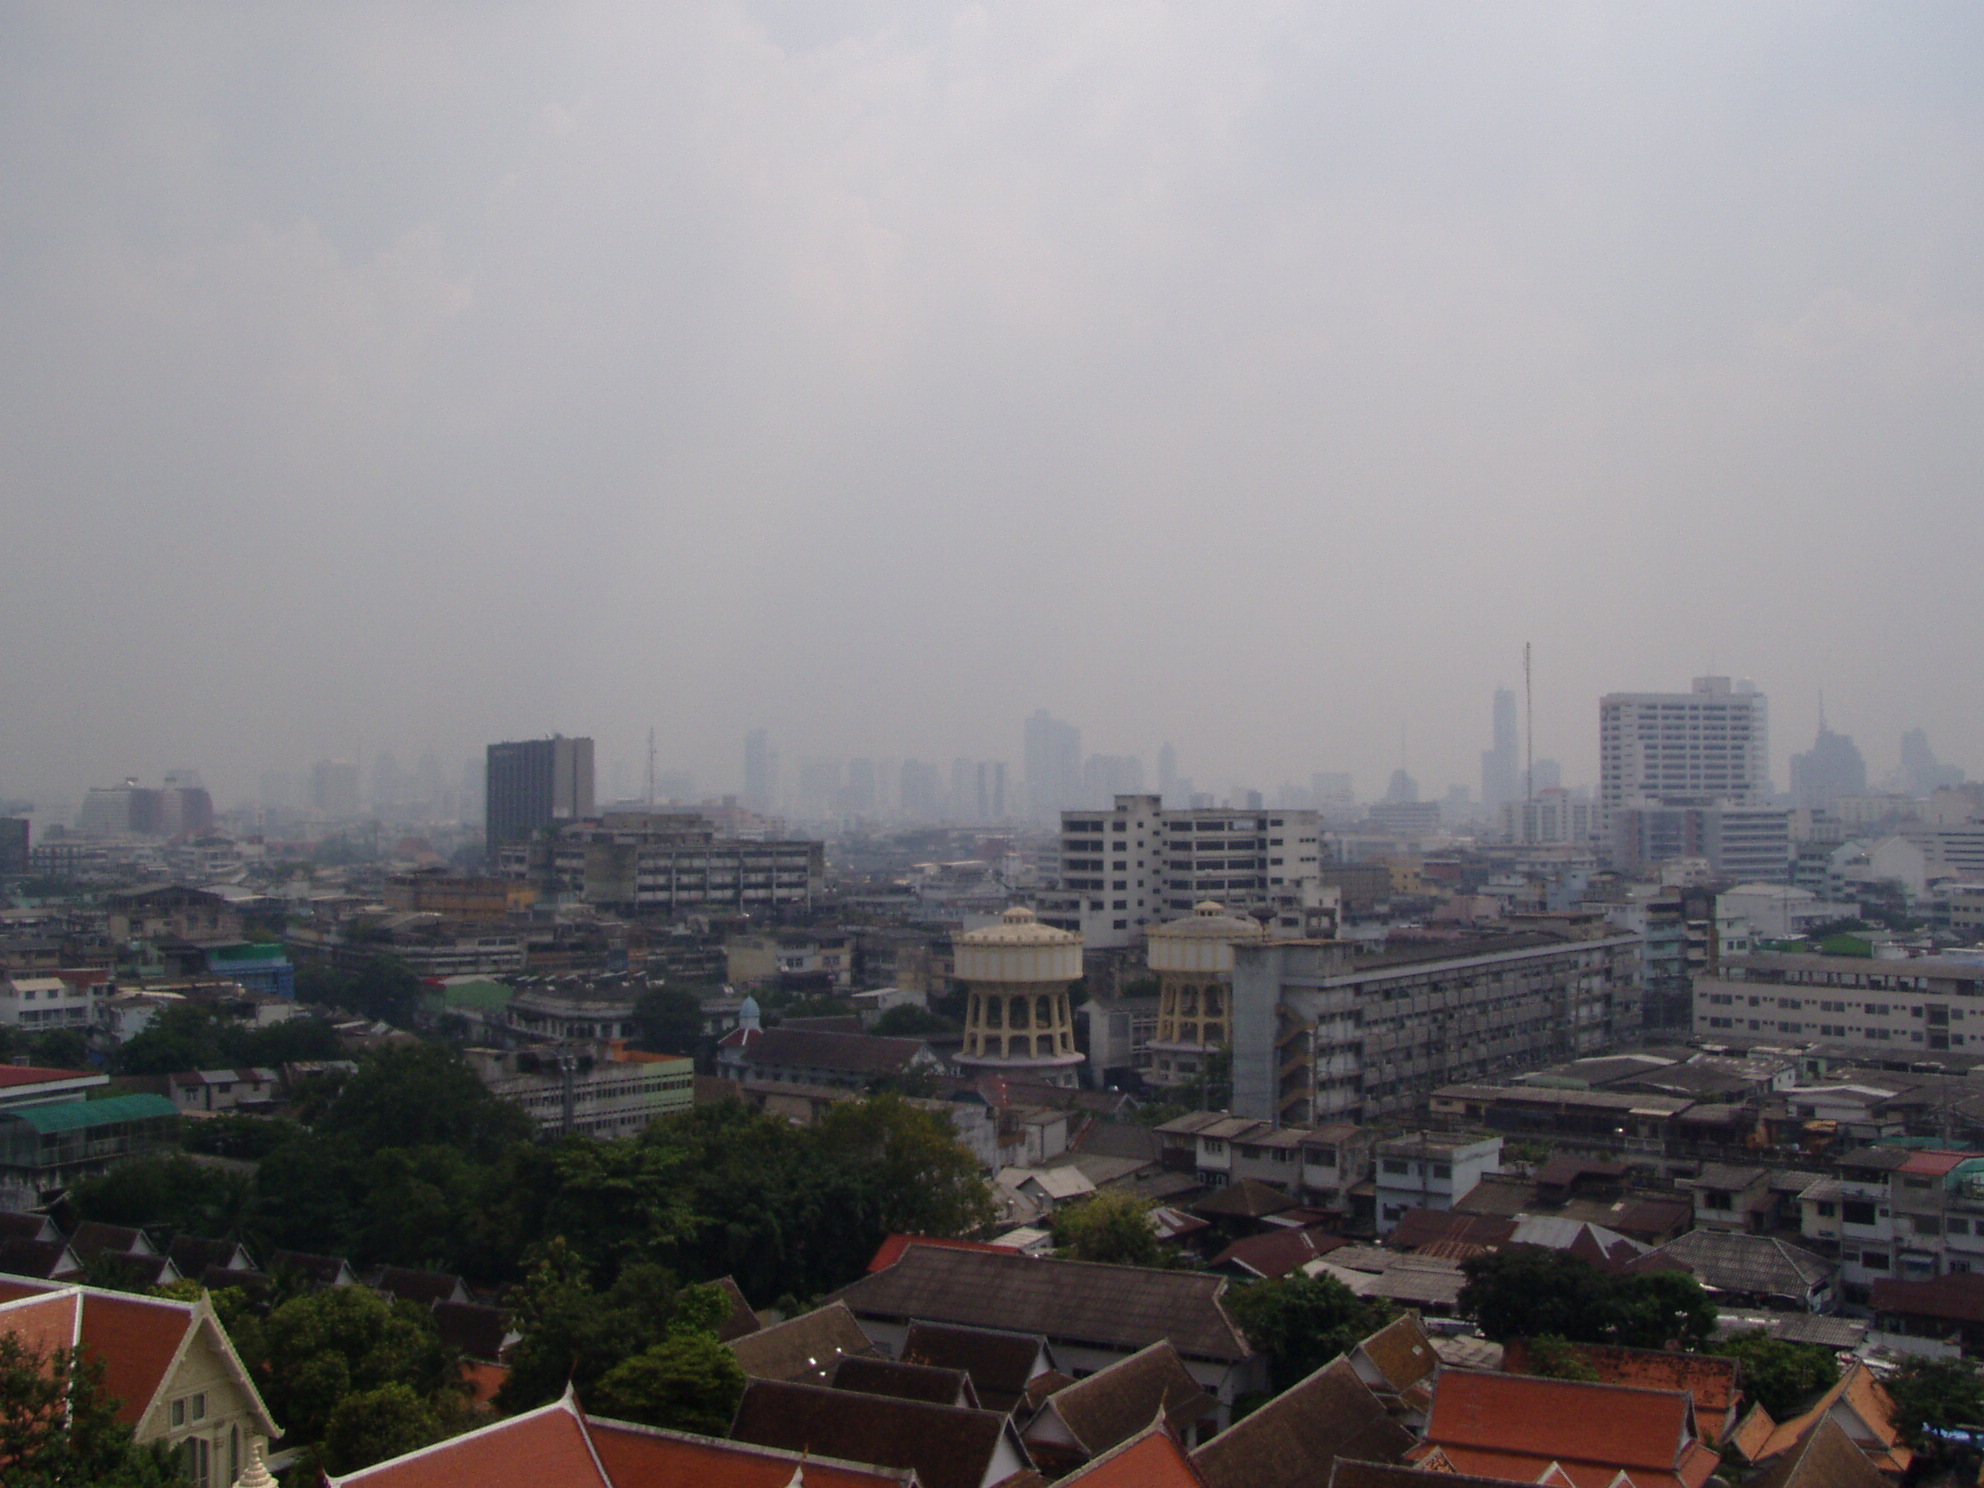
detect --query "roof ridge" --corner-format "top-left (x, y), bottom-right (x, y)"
top-left (323, 1393), bottom-right (590, 1486)
top-left (584, 1414), bottom-right (919, 1482)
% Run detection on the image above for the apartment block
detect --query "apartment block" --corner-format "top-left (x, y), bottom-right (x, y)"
top-left (1232, 930), bottom-right (1643, 1127)
top-left (1695, 951), bottom-right (1984, 1055)
top-left (1799, 1146), bottom-right (1984, 1303)
top-left (1600, 676), bottom-right (1771, 824)
top-left (499, 810), bottom-right (823, 912)
top-left (1038, 794), bottom-right (1331, 950)
top-left (1372, 1131), bottom-right (1504, 1234)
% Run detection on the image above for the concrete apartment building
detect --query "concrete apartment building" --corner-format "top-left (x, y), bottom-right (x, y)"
top-left (1037, 794), bottom-right (1331, 950)
top-left (1231, 928), bottom-right (1643, 1127)
top-left (498, 810), bottom-right (823, 912)
top-left (1600, 676), bottom-right (1771, 821)
top-left (1695, 951), bottom-right (1984, 1055)
top-left (1800, 1147), bottom-right (1984, 1302)
top-left (1600, 677), bottom-right (1790, 880)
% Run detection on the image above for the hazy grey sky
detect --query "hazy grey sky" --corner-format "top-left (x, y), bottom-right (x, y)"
top-left (4, 2), bottom-right (1982, 806)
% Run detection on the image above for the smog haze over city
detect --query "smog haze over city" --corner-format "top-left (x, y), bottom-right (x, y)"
top-left (5, 3), bottom-right (1983, 813)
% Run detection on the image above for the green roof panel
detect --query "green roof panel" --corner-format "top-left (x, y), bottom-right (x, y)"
top-left (5, 1094), bottom-right (178, 1133)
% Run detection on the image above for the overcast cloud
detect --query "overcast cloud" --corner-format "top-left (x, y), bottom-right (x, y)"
top-left (3, 2), bottom-right (1982, 806)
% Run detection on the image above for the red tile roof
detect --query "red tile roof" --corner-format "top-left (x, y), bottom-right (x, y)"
top-left (76, 1291), bottom-right (191, 1426)
top-left (1501, 1341), bottom-right (1740, 1444)
top-left (869, 1234), bottom-right (1023, 1273)
top-left (1897, 1151), bottom-right (1978, 1177)
top-left (1421, 1370), bottom-right (1718, 1488)
top-left (326, 1397), bottom-right (611, 1488)
top-left (0, 1290), bottom-right (80, 1360)
top-left (589, 1416), bottom-right (913, 1488)
top-left (0, 1065), bottom-right (92, 1087)
top-left (1058, 1423), bottom-right (1207, 1488)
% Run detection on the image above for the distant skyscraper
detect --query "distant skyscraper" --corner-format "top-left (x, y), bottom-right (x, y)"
top-left (485, 736), bottom-right (595, 859)
top-left (1311, 772), bottom-right (1354, 807)
top-left (1790, 717), bottom-right (1868, 810)
top-left (743, 729), bottom-right (778, 813)
top-left (310, 760), bottom-right (361, 819)
top-left (1599, 676), bottom-right (1770, 826)
top-left (1024, 710), bottom-right (1082, 821)
top-left (846, 758), bottom-right (878, 816)
top-left (1900, 729), bottom-right (1965, 796)
top-left (1158, 743), bottom-right (1179, 805)
top-left (900, 759), bottom-right (942, 819)
top-left (1384, 769), bottom-right (1420, 804)
top-left (1481, 687), bottom-right (1520, 809)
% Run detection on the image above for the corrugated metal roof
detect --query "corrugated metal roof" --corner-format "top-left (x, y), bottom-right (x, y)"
top-left (3, 1094), bottom-right (177, 1133)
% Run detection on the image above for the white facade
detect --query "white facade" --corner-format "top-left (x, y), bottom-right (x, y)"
top-left (1039, 795), bottom-right (1328, 950)
top-left (1599, 676), bottom-right (1770, 826)
top-left (1717, 884), bottom-right (1859, 940)
top-left (0, 976), bottom-right (98, 1030)
top-left (1373, 1133), bottom-right (1503, 1234)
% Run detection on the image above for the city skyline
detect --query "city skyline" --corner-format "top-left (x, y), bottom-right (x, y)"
top-left (4, 8), bottom-right (1982, 812)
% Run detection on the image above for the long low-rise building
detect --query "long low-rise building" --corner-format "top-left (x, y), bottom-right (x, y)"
top-left (1231, 929), bottom-right (1643, 1127)
top-left (1695, 951), bottom-right (1984, 1056)
top-left (499, 811), bottom-right (823, 913)
top-left (463, 1041), bottom-right (693, 1138)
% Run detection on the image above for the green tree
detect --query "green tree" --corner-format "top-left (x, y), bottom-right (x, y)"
top-left (1884, 1356), bottom-right (1984, 1452)
top-left (68, 1155), bottom-right (251, 1242)
top-left (1052, 1191), bottom-right (1166, 1268)
top-left (872, 1005), bottom-right (961, 1037)
top-left (1521, 1335), bottom-right (1600, 1381)
top-left (319, 1382), bottom-right (445, 1476)
top-left (632, 988), bottom-right (706, 1056)
top-left (256, 1286), bottom-right (456, 1447)
top-left (1458, 1250), bottom-right (1715, 1348)
top-left (113, 1005), bottom-right (229, 1076)
top-left (1605, 1269), bottom-right (1717, 1350)
top-left (497, 1241), bottom-right (686, 1412)
top-left (0, 1332), bottom-right (188, 1486)
top-left (1225, 1274), bottom-right (1393, 1392)
top-left (1460, 1249), bottom-right (1615, 1344)
top-left (588, 1333), bottom-right (746, 1435)
top-left (316, 1043), bottom-right (533, 1159)
top-left (28, 1027), bottom-right (89, 1069)
top-left (345, 955), bottom-right (423, 1026)
top-left (1710, 1331), bottom-right (1838, 1419)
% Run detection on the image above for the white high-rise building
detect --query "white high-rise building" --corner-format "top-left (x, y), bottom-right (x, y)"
top-left (1037, 794), bottom-right (1333, 950)
top-left (1599, 676), bottom-right (1771, 826)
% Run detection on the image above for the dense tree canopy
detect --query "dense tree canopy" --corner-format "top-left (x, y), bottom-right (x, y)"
top-left (252, 1286), bottom-right (459, 1447)
top-left (1225, 1274), bottom-right (1394, 1392)
top-left (112, 1003), bottom-right (341, 1077)
top-left (1710, 1330), bottom-right (1838, 1419)
top-left (1460, 1251), bottom-right (1716, 1349)
top-left (1884, 1356), bottom-right (1984, 1452)
top-left (631, 987), bottom-right (705, 1057)
top-left (1051, 1191), bottom-right (1167, 1268)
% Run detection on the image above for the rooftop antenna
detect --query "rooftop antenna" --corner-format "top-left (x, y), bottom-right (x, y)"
top-left (1524, 641), bottom-right (1534, 804)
